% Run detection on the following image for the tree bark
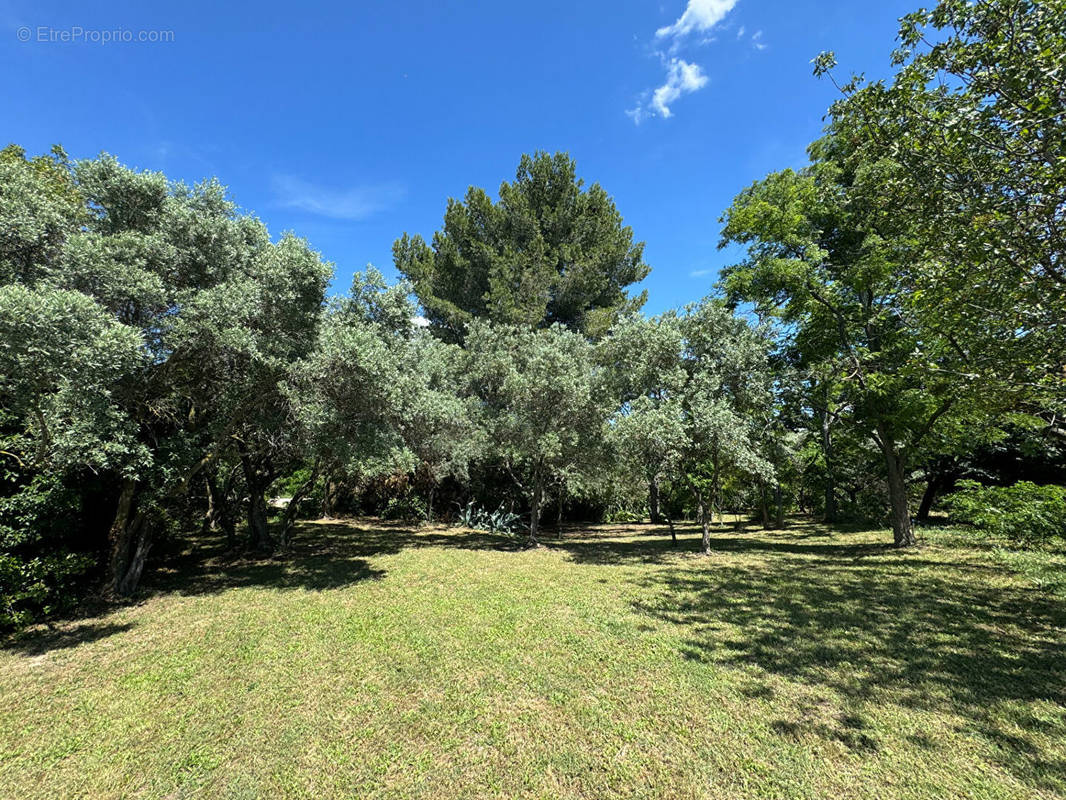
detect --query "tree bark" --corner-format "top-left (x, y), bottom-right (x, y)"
top-left (648, 478), bottom-right (661, 524)
top-left (665, 516), bottom-right (677, 545)
top-left (820, 405), bottom-right (838, 523)
top-left (774, 483), bottom-right (784, 529)
top-left (203, 475), bottom-right (219, 535)
top-left (322, 478), bottom-right (335, 518)
top-left (916, 472), bottom-right (945, 523)
top-left (698, 492), bottom-right (712, 555)
top-left (878, 430), bottom-right (916, 547)
top-left (104, 478), bottom-right (138, 597)
top-left (279, 461), bottom-right (320, 549)
top-left (117, 518), bottom-right (152, 597)
top-left (103, 479), bottom-right (154, 597)
top-left (241, 455), bottom-right (274, 550)
top-left (528, 480), bottom-right (542, 546)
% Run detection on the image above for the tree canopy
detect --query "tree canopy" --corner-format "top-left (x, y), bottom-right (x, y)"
top-left (393, 151), bottom-right (649, 341)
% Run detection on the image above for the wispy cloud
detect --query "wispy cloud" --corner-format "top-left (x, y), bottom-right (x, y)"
top-left (627, 0), bottom-right (740, 123)
top-left (655, 0), bottom-right (740, 43)
top-left (272, 174), bottom-right (405, 220)
top-left (627, 56), bottom-right (710, 123)
top-left (690, 268), bottom-right (714, 278)
top-left (650, 58), bottom-right (708, 119)
top-left (736, 25), bottom-right (746, 39)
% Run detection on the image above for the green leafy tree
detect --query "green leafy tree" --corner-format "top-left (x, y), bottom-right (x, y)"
top-left (814, 0), bottom-right (1066, 436)
top-left (719, 139), bottom-right (974, 546)
top-left (394, 151), bottom-right (649, 341)
top-left (463, 321), bottom-right (608, 544)
top-left (601, 313), bottom-right (687, 533)
top-left (676, 301), bottom-right (775, 553)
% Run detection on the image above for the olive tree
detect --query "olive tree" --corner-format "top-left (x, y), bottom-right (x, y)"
top-left (463, 321), bottom-right (608, 544)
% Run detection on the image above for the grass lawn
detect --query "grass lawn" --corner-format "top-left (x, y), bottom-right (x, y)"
top-left (1, 517), bottom-right (1064, 799)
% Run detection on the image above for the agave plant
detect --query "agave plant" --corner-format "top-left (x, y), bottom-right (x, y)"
top-left (456, 501), bottom-right (524, 536)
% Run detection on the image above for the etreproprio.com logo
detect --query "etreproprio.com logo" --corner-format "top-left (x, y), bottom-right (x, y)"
top-left (16, 26), bottom-right (175, 44)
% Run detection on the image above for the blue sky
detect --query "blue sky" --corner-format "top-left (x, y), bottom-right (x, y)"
top-left (3, 0), bottom-right (915, 315)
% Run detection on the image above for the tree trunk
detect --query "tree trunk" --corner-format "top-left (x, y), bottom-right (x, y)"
top-left (427, 484), bottom-right (435, 523)
top-left (242, 455), bottom-right (273, 550)
top-left (104, 479), bottom-right (138, 596)
top-left (820, 406), bottom-right (838, 523)
top-left (218, 466), bottom-right (237, 547)
top-left (699, 492), bottom-right (712, 555)
top-left (529, 481), bottom-right (542, 546)
top-left (878, 430), bottom-right (916, 547)
top-left (774, 483), bottom-right (784, 529)
top-left (760, 484), bottom-right (770, 529)
top-left (203, 475), bottom-right (219, 535)
top-left (556, 487), bottom-right (564, 538)
top-left (916, 472), bottom-right (945, 523)
top-left (103, 479), bottom-right (154, 597)
top-left (279, 461), bottom-right (320, 549)
top-left (322, 478), bottom-right (335, 518)
top-left (648, 478), bottom-right (661, 524)
top-left (665, 516), bottom-right (677, 546)
top-left (117, 518), bottom-right (152, 597)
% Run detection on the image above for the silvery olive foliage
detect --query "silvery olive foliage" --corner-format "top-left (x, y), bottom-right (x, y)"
top-left (462, 320), bottom-right (610, 543)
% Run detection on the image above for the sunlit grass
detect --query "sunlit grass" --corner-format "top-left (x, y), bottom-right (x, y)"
top-left (1, 518), bottom-right (1063, 799)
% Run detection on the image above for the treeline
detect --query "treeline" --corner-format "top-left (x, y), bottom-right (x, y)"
top-left (2, 0), bottom-right (1065, 628)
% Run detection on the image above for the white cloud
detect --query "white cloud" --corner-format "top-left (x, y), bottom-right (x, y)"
top-left (412, 315), bottom-right (430, 328)
top-left (629, 58), bottom-right (708, 122)
top-left (655, 0), bottom-right (740, 42)
top-left (752, 29), bottom-right (767, 50)
top-left (690, 268), bottom-right (714, 278)
top-left (651, 59), bottom-right (708, 118)
top-left (627, 0), bottom-right (740, 123)
top-left (272, 175), bottom-right (405, 220)
top-left (736, 25), bottom-right (746, 39)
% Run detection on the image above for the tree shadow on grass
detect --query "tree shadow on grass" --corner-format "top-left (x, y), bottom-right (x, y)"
top-left (552, 517), bottom-right (901, 566)
top-left (146, 518), bottom-right (514, 598)
top-left (627, 526), bottom-right (1066, 795)
top-left (3, 621), bottom-right (136, 656)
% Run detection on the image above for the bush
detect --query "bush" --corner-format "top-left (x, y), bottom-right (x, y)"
top-left (381, 495), bottom-right (428, 524)
top-left (944, 480), bottom-right (1066, 547)
top-left (0, 551), bottom-right (95, 630)
top-left (0, 471), bottom-right (96, 630)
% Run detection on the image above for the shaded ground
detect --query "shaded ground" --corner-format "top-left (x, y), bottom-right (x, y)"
top-left (1, 517), bottom-right (1064, 799)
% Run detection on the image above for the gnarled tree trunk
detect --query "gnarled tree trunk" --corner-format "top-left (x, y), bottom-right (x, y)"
top-left (279, 460), bottom-right (320, 549)
top-left (241, 454), bottom-right (274, 550)
top-left (104, 479), bottom-right (152, 597)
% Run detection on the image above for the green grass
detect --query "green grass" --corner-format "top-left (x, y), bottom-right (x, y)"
top-left (2, 518), bottom-right (1064, 799)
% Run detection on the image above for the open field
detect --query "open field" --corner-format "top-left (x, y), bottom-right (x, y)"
top-left (2, 518), bottom-right (1064, 799)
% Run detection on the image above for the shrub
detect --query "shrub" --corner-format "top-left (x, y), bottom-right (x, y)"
top-left (0, 471), bottom-right (96, 630)
top-left (0, 551), bottom-right (95, 630)
top-left (944, 480), bottom-right (1066, 547)
top-left (381, 495), bottom-right (428, 524)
